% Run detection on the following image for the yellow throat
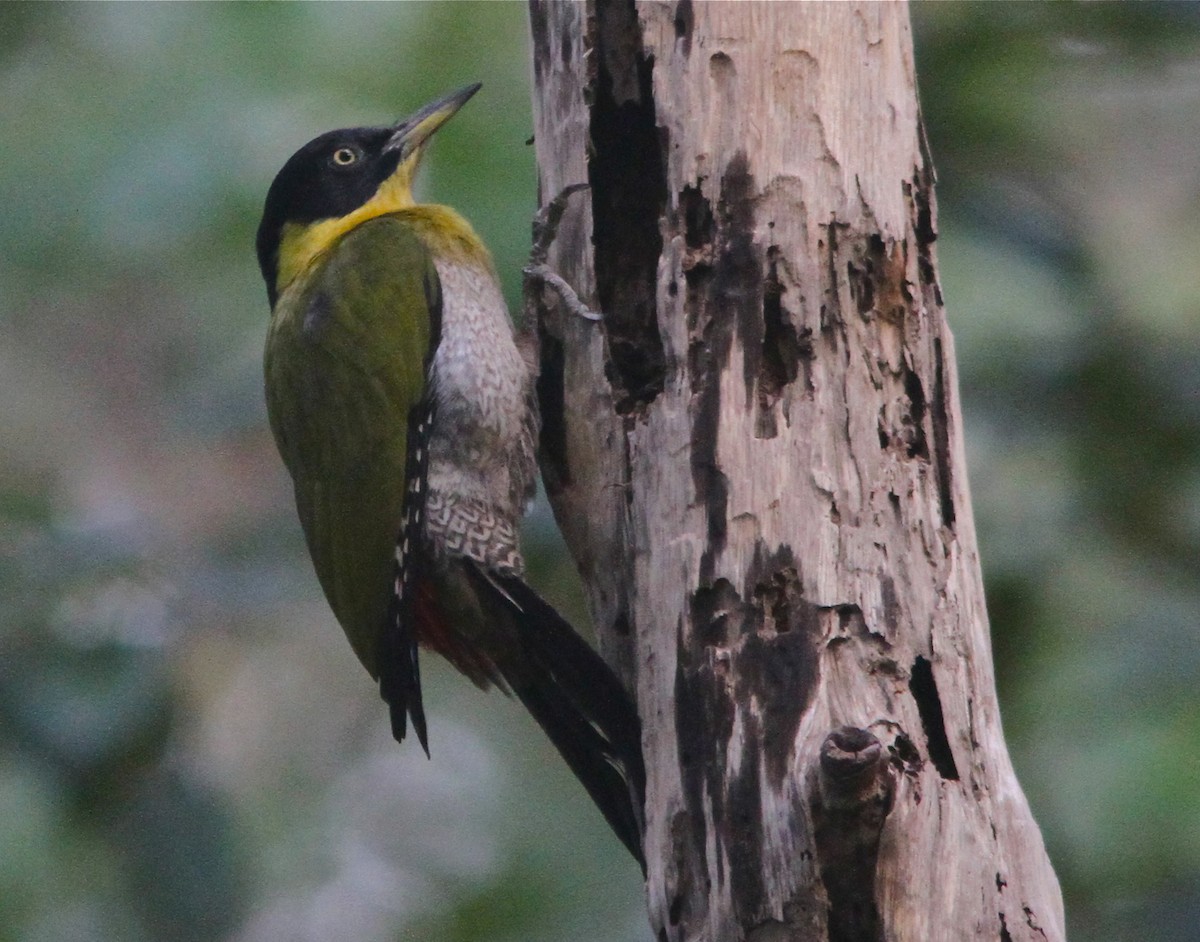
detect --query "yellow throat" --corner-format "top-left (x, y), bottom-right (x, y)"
top-left (274, 157), bottom-right (493, 301)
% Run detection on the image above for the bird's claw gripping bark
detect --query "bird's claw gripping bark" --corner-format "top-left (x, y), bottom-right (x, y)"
top-left (523, 263), bottom-right (602, 322)
top-left (525, 184), bottom-right (601, 323)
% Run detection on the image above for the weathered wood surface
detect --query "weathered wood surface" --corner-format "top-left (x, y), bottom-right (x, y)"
top-left (527, 3), bottom-right (1065, 940)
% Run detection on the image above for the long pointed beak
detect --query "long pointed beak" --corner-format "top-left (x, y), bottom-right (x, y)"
top-left (384, 83), bottom-right (481, 159)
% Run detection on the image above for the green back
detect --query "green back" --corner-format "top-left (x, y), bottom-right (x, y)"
top-left (264, 215), bottom-right (436, 676)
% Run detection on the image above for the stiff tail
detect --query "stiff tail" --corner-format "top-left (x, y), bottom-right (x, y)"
top-left (378, 400), bottom-right (437, 756)
top-left (379, 569), bottom-right (428, 755)
top-left (467, 565), bottom-right (647, 870)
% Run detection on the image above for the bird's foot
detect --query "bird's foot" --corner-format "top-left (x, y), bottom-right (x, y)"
top-left (523, 263), bottom-right (602, 322)
top-left (525, 184), bottom-right (601, 323)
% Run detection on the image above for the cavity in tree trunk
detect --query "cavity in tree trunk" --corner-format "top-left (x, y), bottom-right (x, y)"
top-left (526, 3), bottom-right (1065, 940)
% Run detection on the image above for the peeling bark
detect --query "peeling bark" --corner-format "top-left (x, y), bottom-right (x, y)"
top-left (527, 2), bottom-right (1065, 940)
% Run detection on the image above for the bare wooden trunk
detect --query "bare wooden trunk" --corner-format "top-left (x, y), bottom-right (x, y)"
top-left (527, 3), bottom-right (1065, 940)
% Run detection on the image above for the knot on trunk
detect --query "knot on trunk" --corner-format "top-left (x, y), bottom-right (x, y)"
top-left (812, 726), bottom-right (894, 942)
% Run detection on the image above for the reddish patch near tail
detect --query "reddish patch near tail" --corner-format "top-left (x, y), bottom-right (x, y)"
top-left (412, 576), bottom-right (506, 691)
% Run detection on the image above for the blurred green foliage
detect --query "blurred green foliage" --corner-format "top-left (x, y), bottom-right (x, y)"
top-left (0, 4), bottom-right (1196, 941)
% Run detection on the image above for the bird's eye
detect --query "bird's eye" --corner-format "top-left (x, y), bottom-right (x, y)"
top-left (330, 147), bottom-right (360, 167)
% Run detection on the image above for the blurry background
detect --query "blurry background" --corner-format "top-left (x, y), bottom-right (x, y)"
top-left (0, 3), bottom-right (1196, 940)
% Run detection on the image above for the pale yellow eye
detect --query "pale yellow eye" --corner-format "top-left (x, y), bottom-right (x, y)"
top-left (331, 147), bottom-right (359, 167)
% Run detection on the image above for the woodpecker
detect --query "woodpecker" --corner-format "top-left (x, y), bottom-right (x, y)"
top-left (256, 85), bottom-right (645, 867)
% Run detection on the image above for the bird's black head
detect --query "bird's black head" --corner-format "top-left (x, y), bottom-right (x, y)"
top-left (256, 83), bottom-right (481, 307)
top-left (256, 126), bottom-right (395, 285)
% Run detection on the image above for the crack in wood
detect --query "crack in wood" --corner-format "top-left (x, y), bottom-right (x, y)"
top-left (588, 0), bottom-right (668, 414)
top-left (931, 337), bottom-right (957, 529)
top-left (909, 655), bottom-right (961, 781)
top-left (535, 320), bottom-right (570, 495)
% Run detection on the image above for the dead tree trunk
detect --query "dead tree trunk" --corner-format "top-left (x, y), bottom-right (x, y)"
top-left (527, 3), bottom-right (1065, 940)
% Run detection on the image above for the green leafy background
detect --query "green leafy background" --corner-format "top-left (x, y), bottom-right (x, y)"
top-left (0, 4), bottom-right (1196, 940)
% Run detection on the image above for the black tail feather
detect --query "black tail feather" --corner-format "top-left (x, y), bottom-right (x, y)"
top-left (470, 566), bottom-right (647, 870)
top-left (378, 399), bottom-right (436, 756)
top-left (379, 566), bottom-right (429, 756)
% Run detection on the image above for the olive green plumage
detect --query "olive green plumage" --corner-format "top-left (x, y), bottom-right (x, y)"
top-left (264, 216), bottom-right (436, 677)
